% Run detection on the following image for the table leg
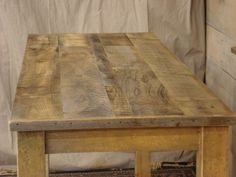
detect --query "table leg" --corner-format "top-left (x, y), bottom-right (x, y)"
top-left (135, 151), bottom-right (151, 177)
top-left (45, 154), bottom-right (49, 177)
top-left (17, 132), bottom-right (48, 177)
top-left (197, 127), bottom-right (229, 177)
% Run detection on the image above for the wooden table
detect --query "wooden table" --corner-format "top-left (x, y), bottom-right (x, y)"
top-left (10, 33), bottom-right (236, 177)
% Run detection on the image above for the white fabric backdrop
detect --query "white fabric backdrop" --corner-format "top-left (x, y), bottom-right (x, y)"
top-left (0, 0), bottom-right (205, 172)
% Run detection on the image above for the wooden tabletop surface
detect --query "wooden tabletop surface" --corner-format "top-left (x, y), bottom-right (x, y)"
top-left (10, 33), bottom-right (236, 131)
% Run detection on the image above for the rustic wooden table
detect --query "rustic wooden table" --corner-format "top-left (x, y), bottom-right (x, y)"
top-left (10, 33), bottom-right (236, 177)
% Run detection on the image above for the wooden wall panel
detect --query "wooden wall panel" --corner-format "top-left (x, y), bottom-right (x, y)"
top-left (207, 0), bottom-right (236, 41)
top-left (207, 26), bottom-right (236, 78)
top-left (206, 59), bottom-right (236, 111)
top-left (206, 26), bottom-right (236, 111)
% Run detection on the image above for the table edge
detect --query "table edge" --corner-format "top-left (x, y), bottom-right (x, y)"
top-left (9, 114), bottom-right (236, 131)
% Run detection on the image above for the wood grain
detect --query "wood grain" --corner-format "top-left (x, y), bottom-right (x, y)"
top-left (10, 33), bottom-right (236, 131)
top-left (59, 34), bottom-right (113, 118)
top-left (46, 128), bottom-right (199, 154)
top-left (135, 151), bottom-right (151, 177)
top-left (89, 34), bottom-right (183, 116)
top-left (207, 26), bottom-right (236, 81)
top-left (207, 0), bottom-right (236, 41)
top-left (17, 132), bottom-right (47, 177)
top-left (12, 35), bottom-right (63, 120)
top-left (197, 127), bottom-right (229, 177)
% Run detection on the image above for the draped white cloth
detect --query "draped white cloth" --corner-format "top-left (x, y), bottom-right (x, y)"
top-left (0, 0), bottom-right (205, 171)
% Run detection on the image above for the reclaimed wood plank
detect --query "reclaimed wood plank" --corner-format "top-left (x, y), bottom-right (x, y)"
top-left (175, 98), bottom-right (232, 116)
top-left (46, 128), bottom-right (199, 154)
top-left (207, 26), bottom-right (236, 79)
top-left (9, 114), bottom-right (236, 131)
top-left (110, 61), bottom-right (183, 116)
top-left (88, 34), bottom-right (132, 116)
top-left (207, 0), bottom-right (236, 41)
top-left (59, 34), bottom-right (113, 118)
top-left (12, 35), bottom-right (63, 120)
top-left (17, 132), bottom-right (47, 177)
top-left (89, 34), bottom-right (183, 116)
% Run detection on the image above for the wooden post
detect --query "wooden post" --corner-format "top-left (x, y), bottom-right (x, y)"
top-left (17, 132), bottom-right (48, 177)
top-left (135, 151), bottom-right (151, 177)
top-left (197, 127), bottom-right (229, 177)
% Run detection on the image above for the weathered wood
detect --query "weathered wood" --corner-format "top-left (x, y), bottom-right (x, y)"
top-left (10, 115), bottom-right (236, 131)
top-left (99, 33), bottom-right (133, 46)
top-left (10, 33), bottom-right (236, 131)
top-left (206, 60), bottom-right (236, 111)
top-left (12, 35), bottom-right (63, 120)
top-left (207, 26), bottom-right (236, 80)
top-left (207, 0), bottom-right (236, 41)
top-left (135, 151), bottom-right (151, 177)
top-left (46, 128), bottom-right (199, 154)
top-left (17, 132), bottom-right (47, 177)
top-left (59, 35), bottom-right (113, 118)
top-left (197, 127), bottom-right (229, 177)
top-left (11, 32), bottom-right (234, 177)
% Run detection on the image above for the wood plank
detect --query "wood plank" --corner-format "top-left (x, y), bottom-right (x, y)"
top-left (59, 33), bottom-right (89, 47)
top-left (13, 94), bottom-right (62, 120)
top-left (89, 34), bottom-right (183, 116)
top-left (207, 26), bottom-right (236, 78)
top-left (206, 60), bottom-right (236, 111)
top-left (88, 34), bottom-right (132, 116)
top-left (12, 35), bottom-right (63, 120)
top-left (158, 74), bottom-right (215, 99)
top-left (46, 128), bottom-right (200, 154)
top-left (126, 33), bottom-right (230, 117)
top-left (10, 114), bottom-right (236, 131)
top-left (197, 127), bottom-right (229, 177)
top-left (126, 33), bottom-right (192, 76)
top-left (99, 33), bottom-right (133, 46)
top-left (135, 151), bottom-right (151, 177)
top-left (17, 132), bottom-right (47, 177)
top-left (18, 34), bottom-right (59, 95)
top-left (111, 61), bottom-right (183, 116)
top-left (174, 98), bottom-right (232, 116)
top-left (207, 0), bottom-right (236, 41)
top-left (59, 34), bottom-right (113, 118)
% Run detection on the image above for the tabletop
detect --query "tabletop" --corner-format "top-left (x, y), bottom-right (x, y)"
top-left (10, 33), bottom-right (236, 131)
